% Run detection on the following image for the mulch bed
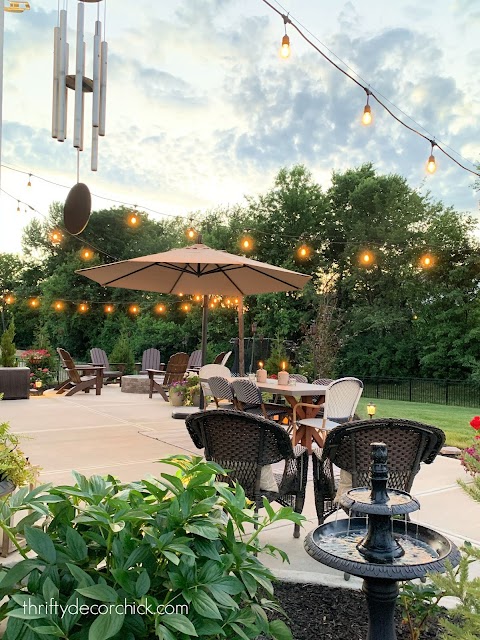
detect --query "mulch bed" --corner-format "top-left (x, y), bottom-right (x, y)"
top-left (269, 582), bottom-right (445, 640)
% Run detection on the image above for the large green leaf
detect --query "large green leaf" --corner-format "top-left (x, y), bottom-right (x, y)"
top-left (66, 564), bottom-right (94, 588)
top-left (269, 619), bottom-right (293, 640)
top-left (135, 571), bottom-right (150, 599)
top-left (163, 614), bottom-right (198, 636)
top-left (75, 584), bottom-right (119, 603)
top-left (24, 527), bottom-right (56, 564)
top-left (65, 528), bottom-right (88, 563)
top-left (88, 610), bottom-right (124, 640)
top-left (0, 560), bottom-right (41, 593)
top-left (191, 590), bottom-right (222, 620)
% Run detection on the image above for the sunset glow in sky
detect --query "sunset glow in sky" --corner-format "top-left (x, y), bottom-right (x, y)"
top-left (1, 0), bottom-right (479, 253)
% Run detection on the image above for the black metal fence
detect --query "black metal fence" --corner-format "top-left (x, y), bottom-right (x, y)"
top-left (229, 337), bottom-right (299, 374)
top-left (363, 377), bottom-right (480, 408)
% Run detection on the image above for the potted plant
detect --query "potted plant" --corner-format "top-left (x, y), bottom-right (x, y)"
top-left (185, 373), bottom-right (201, 406)
top-left (0, 417), bottom-right (38, 496)
top-left (168, 380), bottom-right (188, 406)
top-left (21, 349), bottom-right (57, 394)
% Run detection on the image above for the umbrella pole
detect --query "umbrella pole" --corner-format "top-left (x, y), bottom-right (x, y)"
top-left (200, 295), bottom-right (209, 409)
top-left (238, 297), bottom-right (245, 376)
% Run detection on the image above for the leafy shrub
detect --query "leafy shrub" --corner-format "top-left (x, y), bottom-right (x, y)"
top-left (0, 456), bottom-right (301, 639)
top-left (0, 420), bottom-right (38, 487)
top-left (0, 319), bottom-right (17, 367)
top-left (110, 331), bottom-right (135, 375)
top-left (399, 544), bottom-right (480, 640)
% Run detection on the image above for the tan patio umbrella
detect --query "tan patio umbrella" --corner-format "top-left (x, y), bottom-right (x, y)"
top-left (76, 242), bottom-right (311, 374)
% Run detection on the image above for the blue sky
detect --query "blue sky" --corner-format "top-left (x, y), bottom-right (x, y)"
top-left (1, 0), bottom-right (479, 253)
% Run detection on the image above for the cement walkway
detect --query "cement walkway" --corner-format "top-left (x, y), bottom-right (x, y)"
top-left (2, 385), bottom-right (479, 586)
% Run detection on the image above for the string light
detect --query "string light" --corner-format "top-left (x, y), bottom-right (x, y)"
top-left (426, 142), bottom-right (437, 174)
top-left (81, 248), bottom-right (94, 260)
top-left (186, 226), bottom-right (197, 241)
top-left (16, 201), bottom-right (20, 212)
top-left (360, 251), bottom-right (374, 266)
top-left (127, 209), bottom-right (139, 227)
top-left (78, 303), bottom-right (89, 313)
top-left (104, 304), bottom-right (114, 314)
top-left (50, 230), bottom-right (63, 245)
top-left (261, 0), bottom-right (480, 178)
top-left (420, 254), bottom-right (434, 268)
top-left (182, 303), bottom-right (191, 312)
top-left (4, 294), bottom-right (15, 305)
top-left (155, 303), bottom-right (166, 314)
top-left (194, 294), bottom-right (202, 302)
top-left (54, 301), bottom-right (64, 311)
top-left (28, 298), bottom-right (39, 308)
top-left (240, 232), bottom-right (253, 252)
top-left (297, 244), bottom-right (311, 259)
top-left (362, 90), bottom-right (372, 126)
top-left (129, 304), bottom-right (140, 315)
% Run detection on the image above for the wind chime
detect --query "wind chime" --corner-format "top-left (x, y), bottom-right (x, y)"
top-left (51, 0), bottom-right (108, 234)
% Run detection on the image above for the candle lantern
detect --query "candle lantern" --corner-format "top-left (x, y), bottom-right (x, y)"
top-left (367, 403), bottom-right (377, 419)
top-left (278, 361), bottom-right (289, 386)
top-left (256, 361), bottom-right (267, 383)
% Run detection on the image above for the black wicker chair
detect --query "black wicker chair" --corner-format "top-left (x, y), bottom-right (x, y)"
top-left (312, 417), bottom-right (445, 525)
top-left (185, 409), bottom-right (309, 538)
top-left (231, 378), bottom-right (292, 423)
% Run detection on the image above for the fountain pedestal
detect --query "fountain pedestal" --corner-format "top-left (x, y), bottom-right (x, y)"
top-left (304, 442), bottom-right (460, 640)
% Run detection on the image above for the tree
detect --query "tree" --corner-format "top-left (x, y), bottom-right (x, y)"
top-left (0, 320), bottom-right (16, 367)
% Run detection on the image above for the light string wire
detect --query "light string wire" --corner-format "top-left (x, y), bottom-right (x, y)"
top-left (1, 182), bottom-right (475, 258)
top-left (261, 0), bottom-right (480, 178)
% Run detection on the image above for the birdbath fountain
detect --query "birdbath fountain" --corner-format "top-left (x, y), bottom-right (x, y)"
top-left (304, 442), bottom-right (461, 640)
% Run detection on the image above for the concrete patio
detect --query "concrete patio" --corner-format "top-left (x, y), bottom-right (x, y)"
top-left (1, 385), bottom-right (479, 587)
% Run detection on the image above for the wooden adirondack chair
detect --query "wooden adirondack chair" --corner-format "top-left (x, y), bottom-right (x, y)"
top-left (90, 348), bottom-right (124, 385)
top-left (147, 352), bottom-right (189, 400)
top-left (135, 348), bottom-right (164, 374)
top-left (187, 350), bottom-right (203, 372)
top-left (56, 348), bottom-right (103, 396)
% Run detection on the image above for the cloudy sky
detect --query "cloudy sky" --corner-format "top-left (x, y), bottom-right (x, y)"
top-left (1, 0), bottom-right (479, 253)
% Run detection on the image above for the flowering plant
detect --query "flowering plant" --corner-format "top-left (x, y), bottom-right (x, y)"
top-left (169, 381), bottom-right (188, 395)
top-left (184, 374), bottom-right (200, 406)
top-left (21, 349), bottom-right (56, 391)
top-left (460, 417), bottom-right (480, 477)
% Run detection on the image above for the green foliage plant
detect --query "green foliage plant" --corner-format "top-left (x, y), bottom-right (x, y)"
top-left (0, 455), bottom-right (301, 640)
top-left (0, 319), bottom-right (17, 367)
top-left (458, 416), bottom-right (480, 503)
top-left (264, 336), bottom-right (292, 376)
top-left (0, 420), bottom-right (38, 488)
top-left (399, 544), bottom-right (480, 640)
top-left (110, 330), bottom-right (135, 375)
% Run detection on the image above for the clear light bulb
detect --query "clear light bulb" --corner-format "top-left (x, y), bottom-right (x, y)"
top-left (427, 154), bottom-right (436, 174)
top-left (280, 34), bottom-right (290, 58)
top-left (362, 104), bottom-right (372, 125)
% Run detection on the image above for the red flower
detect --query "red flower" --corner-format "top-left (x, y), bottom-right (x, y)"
top-left (469, 416), bottom-right (480, 430)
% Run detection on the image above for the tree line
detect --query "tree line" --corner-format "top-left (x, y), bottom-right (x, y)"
top-left (1, 163), bottom-right (479, 381)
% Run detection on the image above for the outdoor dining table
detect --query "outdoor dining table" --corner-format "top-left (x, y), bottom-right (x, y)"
top-left (224, 377), bottom-right (329, 454)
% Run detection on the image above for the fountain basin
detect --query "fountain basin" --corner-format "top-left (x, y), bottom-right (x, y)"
top-left (305, 517), bottom-right (461, 580)
top-left (341, 487), bottom-right (420, 516)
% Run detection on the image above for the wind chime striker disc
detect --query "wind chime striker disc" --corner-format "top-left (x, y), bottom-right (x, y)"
top-left (64, 183), bottom-right (92, 235)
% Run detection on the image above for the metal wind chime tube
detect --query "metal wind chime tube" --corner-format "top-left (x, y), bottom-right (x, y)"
top-left (91, 20), bottom-right (101, 170)
top-left (99, 39), bottom-right (108, 137)
top-left (52, 26), bottom-right (60, 138)
top-left (56, 9), bottom-right (68, 142)
top-left (52, 0), bottom-right (108, 171)
top-left (73, 1), bottom-right (84, 150)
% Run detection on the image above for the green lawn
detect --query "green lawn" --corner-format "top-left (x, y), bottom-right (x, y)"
top-left (357, 398), bottom-right (475, 449)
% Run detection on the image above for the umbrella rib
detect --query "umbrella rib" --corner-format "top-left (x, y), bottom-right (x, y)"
top-left (245, 265), bottom-right (307, 289)
top-left (102, 263), bottom-right (156, 286)
top-left (215, 264), bottom-right (245, 295)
